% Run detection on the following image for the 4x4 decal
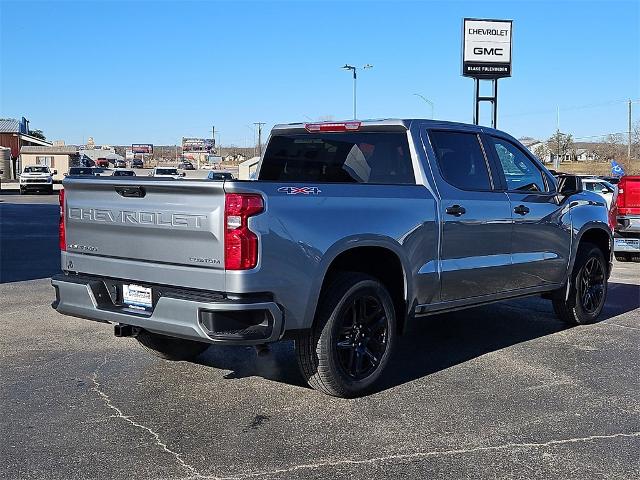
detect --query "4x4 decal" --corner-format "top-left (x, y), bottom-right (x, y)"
top-left (277, 186), bottom-right (322, 195)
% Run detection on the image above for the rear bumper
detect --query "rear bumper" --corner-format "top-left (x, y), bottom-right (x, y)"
top-left (51, 274), bottom-right (284, 345)
top-left (616, 216), bottom-right (640, 234)
top-left (20, 183), bottom-right (53, 191)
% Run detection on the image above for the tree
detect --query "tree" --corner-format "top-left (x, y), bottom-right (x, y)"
top-left (546, 131), bottom-right (574, 162)
top-left (592, 134), bottom-right (625, 163)
top-left (28, 129), bottom-right (46, 140)
top-left (533, 143), bottom-right (548, 162)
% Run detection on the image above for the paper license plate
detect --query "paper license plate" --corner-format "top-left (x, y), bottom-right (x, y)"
top-left (123, 284), bottom-right (152, 309)
top-left (615, 238), bottom-right (640, 250)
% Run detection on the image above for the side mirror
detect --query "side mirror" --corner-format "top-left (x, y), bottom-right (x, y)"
top-left (557, 175), bottom-right (583, 197)
top-left (53, 170), bottom-right (58, 175)
top-left (181, 172), bottom-right (186, 177)
top-left (601, 187), bottom-right (612, 194)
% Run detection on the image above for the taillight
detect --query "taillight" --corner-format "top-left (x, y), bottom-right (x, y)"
top-left (304, 121), bottom-right (361, 132)
top-left (59, 189), bottom-right (66, 251)
top-left (224, 193), bottom-right (264, 270)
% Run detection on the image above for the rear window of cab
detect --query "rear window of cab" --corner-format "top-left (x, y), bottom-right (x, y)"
top-left (259, 132), bottom-right (415, 184)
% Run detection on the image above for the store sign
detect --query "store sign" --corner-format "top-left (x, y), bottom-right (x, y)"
top-left (182, 137), bottom-right (214, 152)
top-left (462, 18), bottom-right (512, 78)
top-left (132, 144), bottom-right (153, 154)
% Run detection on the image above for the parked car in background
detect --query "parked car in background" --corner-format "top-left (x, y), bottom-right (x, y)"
top-left (582, 178), bottom-right (617, 210)
top-left (113, 170), bottom-right (136, 177)
top-left (19, 165), bottom-right (55, 194)
top-left (67, 167), bottom-right (95, 176)
top-left (95, 158), bottom-right (110, 168)
top-left (54, 119), bottom-right (613, 398)
top-left (207, 171), bottom-right (234, 181)
top-left (114, 159), bottom-right (127, 168)
top-left (131, 159), bottom-right (144, 169)
top-left (149, 167), bottom-right (184, 179)
top-left (178, 161), bottom-right (195, 170)
top-left (613, 175), bottom-right (640, 262)
top-left (599, 175), bottom-right (621, 185)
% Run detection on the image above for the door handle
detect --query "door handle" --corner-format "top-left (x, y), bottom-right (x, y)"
top-left (115, 186), bottom-right (146, 198)
top-left (514, 204), bottom-right (530, 215)
top-left (445, 204), bottom-right (466, 217)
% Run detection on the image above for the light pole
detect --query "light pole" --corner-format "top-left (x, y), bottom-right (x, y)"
top-left (342, 64), bottom-right (373, 119)
top-left (413, 93), bottom-right (435, 119)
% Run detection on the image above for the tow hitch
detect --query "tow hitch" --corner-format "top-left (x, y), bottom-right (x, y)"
top-left (114, 324), bottom-right (140, 337)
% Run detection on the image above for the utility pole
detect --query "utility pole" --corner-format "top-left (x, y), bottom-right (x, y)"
top-left (553, 106), bottom-right (561, 170)
top-left (629, 99), bottom-right (632, 162)
top-left (254, 122), bottom-right (265, 157)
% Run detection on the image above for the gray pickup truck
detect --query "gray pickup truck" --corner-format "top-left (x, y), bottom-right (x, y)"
top-left (52, 119), bottom-right (612, 397)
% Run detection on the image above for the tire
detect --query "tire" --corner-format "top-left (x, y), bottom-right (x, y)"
top-left (136, 330), bottom-right (210, 361)
top-left (295, 272), bottom-right (397, 398)
top-left (552, 242), bottom-right (607, 325)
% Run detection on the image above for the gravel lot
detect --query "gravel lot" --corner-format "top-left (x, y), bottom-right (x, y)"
top-left (1, 193), bottom-right (638, 480)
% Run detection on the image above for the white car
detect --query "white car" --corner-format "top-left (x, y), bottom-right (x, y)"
top-left (149, 167), bottom-right (185, 179)
top-left (19, 165), bottom-right (56, 194)
top-left (582, 178), bottom-right (617, 210)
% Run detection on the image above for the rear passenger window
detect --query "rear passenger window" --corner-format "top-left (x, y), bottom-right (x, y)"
top-left (258, 132), bottom-right (415, 184)
top-left (429, 131), bottom-right (492, 190)
top-left (489, 137), bottom-right (548, 193)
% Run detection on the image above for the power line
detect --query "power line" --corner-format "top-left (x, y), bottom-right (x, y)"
top-left (503, 98), bottom-right (640, 119)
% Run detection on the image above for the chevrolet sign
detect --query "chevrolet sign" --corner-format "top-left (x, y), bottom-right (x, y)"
top-left (462, 18), bottom-right (513, 78)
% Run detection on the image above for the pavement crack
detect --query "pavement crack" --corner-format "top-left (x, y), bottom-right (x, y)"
top-left (91, 355), bottom-right (203, 478)
top-left (210, 431), bottom-right (640, 479)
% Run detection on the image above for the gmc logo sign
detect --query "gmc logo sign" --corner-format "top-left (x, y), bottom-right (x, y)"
top-left (474, 47), bottom-right (504, 56)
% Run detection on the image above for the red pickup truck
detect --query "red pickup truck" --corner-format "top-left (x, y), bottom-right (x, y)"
top-left (614, 175), bottom-right (640, 262)
top-left (95, 158), bottom-right (110, 168)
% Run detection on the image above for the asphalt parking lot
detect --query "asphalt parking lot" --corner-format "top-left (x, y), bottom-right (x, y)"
top-left (1, 193), bottom-right (638, 480)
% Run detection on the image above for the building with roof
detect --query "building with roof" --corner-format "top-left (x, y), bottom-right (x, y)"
top-left (19, 145), bottom-right (80, 181)
top-left (0, 117), bottom-right (52, 178)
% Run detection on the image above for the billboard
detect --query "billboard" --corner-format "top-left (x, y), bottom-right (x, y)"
top-left (462, 18), bottom-right (512, 78)
top-left (182, 137), bottom-right (214, 153)
top-left (132, 144), bottom-right (153, 154)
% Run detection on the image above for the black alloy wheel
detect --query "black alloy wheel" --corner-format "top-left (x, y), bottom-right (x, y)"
top-left (335, 295), bottom-right (389, 381)
top-left (577, 256), bottom-right (606, 315)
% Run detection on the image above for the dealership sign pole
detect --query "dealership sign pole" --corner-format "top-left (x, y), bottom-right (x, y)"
top-left (462, 18), bottom-right (512, 128)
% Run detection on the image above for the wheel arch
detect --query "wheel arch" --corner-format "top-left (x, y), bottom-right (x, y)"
top-left (570, 224), bottom-right (613, 277)
top-left (304, 237), bottom-right (413, 335)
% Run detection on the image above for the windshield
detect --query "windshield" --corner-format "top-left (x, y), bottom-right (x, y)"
top-left (70, 168), bottom-right (93, 175)
top-left (156, 168), bottom-right (178, 175)
top-left (24, 166), bottom-right (49, 173)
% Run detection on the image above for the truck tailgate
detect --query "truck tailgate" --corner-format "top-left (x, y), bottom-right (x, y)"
top-left (62, 177), bottom-right (226, 290)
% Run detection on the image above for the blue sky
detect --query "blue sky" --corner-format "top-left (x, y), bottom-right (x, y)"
top-left (1, 0), bottom-right (638, 146)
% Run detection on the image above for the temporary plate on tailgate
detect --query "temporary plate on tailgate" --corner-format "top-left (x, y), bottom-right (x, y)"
top-left (123, 284), bottom-right (152, 309)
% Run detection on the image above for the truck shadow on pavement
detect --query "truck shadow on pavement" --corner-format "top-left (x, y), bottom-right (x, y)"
top-left (196, 281), bottom-right (639, 394)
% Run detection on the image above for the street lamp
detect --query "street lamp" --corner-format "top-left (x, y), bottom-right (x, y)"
top-left (413, 93), bottom-right (435, 119)
top-left (342, 63), bottom-right (373, 119)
